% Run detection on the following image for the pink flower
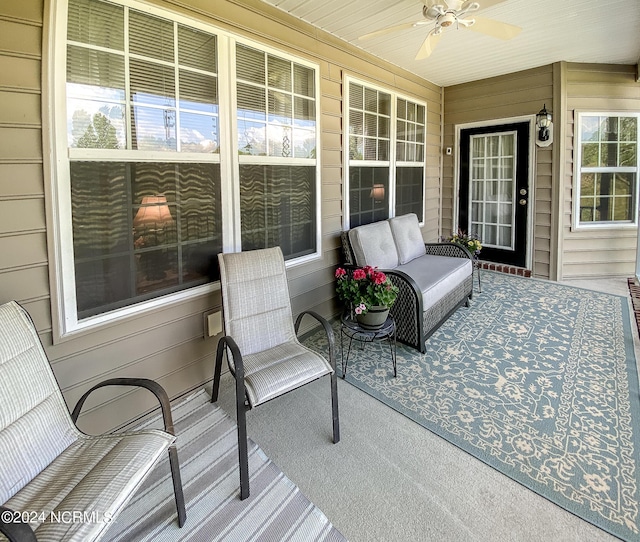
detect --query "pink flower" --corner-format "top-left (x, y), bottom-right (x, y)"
top-left (353, 269), bottom-right (366, 280)
top-left (354, 305), bottom-right (363, 314)
top-left (363, 265), bottom-right (375, 277)
top-left (335, 267), bottom-right (346, 278)
top-left (373, 271), bottom-right (386, 285)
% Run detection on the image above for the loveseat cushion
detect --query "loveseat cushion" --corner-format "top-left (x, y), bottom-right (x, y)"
top-left (388, 214), bottom-right (427, 264)
top-left (349, 221), bottom-right (399, 269)
top-left (397, 254), bottom-right (472, 309)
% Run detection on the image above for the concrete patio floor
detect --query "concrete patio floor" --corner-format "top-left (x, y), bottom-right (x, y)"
top-left (212, 275), bottom-right (637, 542)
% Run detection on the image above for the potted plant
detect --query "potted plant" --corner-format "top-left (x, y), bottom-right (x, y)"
top-left (334, 265), bottom-right (399, 329)
top-left (448, 229), bottom-right (482, 256)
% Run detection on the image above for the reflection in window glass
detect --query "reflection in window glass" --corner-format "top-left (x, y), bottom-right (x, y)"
top-left (348, 81), bottom-right (425, 226)
top-left (66, 0), bottom-right (222, 321)
top-left (578, 114), bottom-right (639, 225)
top-left (235, 44), bottom-right (318, 259)
top-left (236, 44), bottom-right (316, 159)
top-left (240, 165), bottom-right (316, 260)
top-left (71, 162), bottom-right (222, 318)
top-left (63, 0), bottom-right (317, 326)
top-left (396, 167), bottom-right (424, 218)
top-left (349, 167), bottom-right (389, 228)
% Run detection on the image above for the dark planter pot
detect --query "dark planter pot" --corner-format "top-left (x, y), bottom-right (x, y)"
top-left (356, 305), bottom-right (389, 330)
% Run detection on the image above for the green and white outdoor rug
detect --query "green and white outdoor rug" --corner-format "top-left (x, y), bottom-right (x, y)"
top-left (104, 389), bottom-right (346, 542)
top-left (304, 271), bottom-right (640, 541)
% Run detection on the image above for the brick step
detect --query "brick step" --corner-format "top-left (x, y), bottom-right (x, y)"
top-left (477, 261), bottom-right (532, 278)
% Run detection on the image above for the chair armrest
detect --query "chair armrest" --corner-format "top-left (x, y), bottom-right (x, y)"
top-left (295, 311), bottom-right (336, 370)
top-left (0, 506), bottom-right (37, 542)
top-left (71, 378), bottom-right (176, 436)
top-left (425, 242), bottom-right (473, 259)
top-left (215, 335), bottom-right (245, 381)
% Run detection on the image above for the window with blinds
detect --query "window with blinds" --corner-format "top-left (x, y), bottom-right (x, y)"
top-left (576, 113), bottom-right (639, 227)
top-left (58, 0), bottom-right (318, 327)
top-left (235, 43), bottom-right (317, 260)
top-left (346, 78), bottom-right (426, 228)
top-left (396, 98), bottom-right (425, 219)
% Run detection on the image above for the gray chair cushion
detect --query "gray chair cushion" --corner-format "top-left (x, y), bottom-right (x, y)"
top-left (242, 342), bottom-right (332, 406)
top-left (219, 247), bottom-right (297, 357)
top-left (4, 430), bottom-right (173, 540)
top-left (397, 255), bottom-right (472, 309)
top-left (218, 247), bottom-right (333, 408)
top-left (0, 301), bottom-right (80, 504)
top-left (0, 301), bottom-right (176, 541)
top-left (388, 213), bottom-right (427, 264)
top-left (348, 221), bottom-right (399, 269)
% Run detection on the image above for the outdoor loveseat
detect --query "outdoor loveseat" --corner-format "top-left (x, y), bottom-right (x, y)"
top-left (0, 301), bottom-right (186, 542)
top-left (341, 213), bottom-right (474, 353)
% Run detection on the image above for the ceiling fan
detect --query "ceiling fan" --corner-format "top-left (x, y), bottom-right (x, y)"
top-left (358, 0), bottom-right (522, 60)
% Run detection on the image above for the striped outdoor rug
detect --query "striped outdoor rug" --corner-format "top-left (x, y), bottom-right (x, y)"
top-left (103, 389), bottom-right (345, 541)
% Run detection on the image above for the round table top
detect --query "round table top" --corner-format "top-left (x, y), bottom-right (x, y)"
top-left (341, 313), bottom-right (395, 338)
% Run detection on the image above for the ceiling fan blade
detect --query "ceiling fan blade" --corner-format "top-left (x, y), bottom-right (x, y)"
top-left (415, 31), bottom-right (442, 60)
top-left (359, 21), bottom-right (423, 41)
top-left (467, 16), bottom-right (522, 40)
top-left (462, 0), bottom-right (508, 11)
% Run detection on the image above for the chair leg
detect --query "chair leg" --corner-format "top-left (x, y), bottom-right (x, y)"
top-left (168, 445), bottom-right (187, 527)
top-left (211, 339), bottom-right (225, 403)
top-left (330, 372), bottom-right (340, 443)
top-left (236, 387), bottom-right (250, 500)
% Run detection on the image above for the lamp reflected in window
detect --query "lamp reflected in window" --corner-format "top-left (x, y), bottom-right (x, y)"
top-left (134, 195), bottom-right (174, 281)
top-left (134, 195), bottom-right (173, 231)
top-left (370, 183), bottom-right (385, 203)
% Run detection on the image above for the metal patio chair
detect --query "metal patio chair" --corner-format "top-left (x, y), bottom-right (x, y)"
top-left (0, 301), bottom-right (186, 541)
top-left (211, 246), bottom-right (340, 500)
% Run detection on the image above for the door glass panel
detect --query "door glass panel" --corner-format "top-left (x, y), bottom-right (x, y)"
top-left (469, 132), bottom-right (516, 249)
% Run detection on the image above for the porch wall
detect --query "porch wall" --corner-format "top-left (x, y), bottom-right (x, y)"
top-left (442, 65), bottom-right (554, 279)
top-left (0, 0), bottom-right (441, 432)
top-left (561, 63), bottom-right (640, 279)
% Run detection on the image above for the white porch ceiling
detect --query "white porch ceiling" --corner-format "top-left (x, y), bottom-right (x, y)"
top-left (258, 0), bottom-right (640, 87)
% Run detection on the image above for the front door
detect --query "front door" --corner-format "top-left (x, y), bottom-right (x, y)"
top-left (458, 122), bottom-right (530, 268)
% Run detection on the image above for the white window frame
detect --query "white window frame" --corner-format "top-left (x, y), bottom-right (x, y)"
top-left (468, 130), bottom-right (518, 251)
top-left (573, 111), bottom-right (640, 231)
top-left (342, 75), bottom-right (427, 230)
top-left (44, 0), bottom-right (321, 339)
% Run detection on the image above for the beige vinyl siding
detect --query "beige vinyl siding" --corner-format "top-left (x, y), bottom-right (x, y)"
top-left (0, 0), bottom-right (441, 433)
top-left (443, 65), bottom-right (554, 278)
top-left (0, 5), bottom-right (49, 327)
top-left (561, 63), bottom-right (640, 279)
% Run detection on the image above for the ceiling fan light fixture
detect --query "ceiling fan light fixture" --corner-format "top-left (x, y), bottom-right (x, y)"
top-left (440, 12), bottom-right (456, 27)
top-left (362, 0), bottom-right (520, 60)
top-left (424, 5), bottom-right (444, 19)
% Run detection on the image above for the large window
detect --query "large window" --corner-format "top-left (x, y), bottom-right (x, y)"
top-left (53, 0), bottom-right (319, 332)
top-left (236, 44), bottom-right (317, 259)
top-left (575, 113), bottom-right (639, 228)
top-left (346, 78), bottom-right (425, 228)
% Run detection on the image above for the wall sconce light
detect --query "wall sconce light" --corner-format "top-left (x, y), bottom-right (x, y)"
top-left (370, 184), bottom-right (385, 203)
top-left (535, 104), bottom-right (553, 147)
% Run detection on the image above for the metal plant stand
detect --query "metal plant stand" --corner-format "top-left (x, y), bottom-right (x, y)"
top-left (340, 313), bottom-right (397, 378)
top-left (473, 254), bottom-right (482, 293)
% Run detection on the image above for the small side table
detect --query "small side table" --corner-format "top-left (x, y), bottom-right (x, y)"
top-left (340, 314), bottom-right (397, 378)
